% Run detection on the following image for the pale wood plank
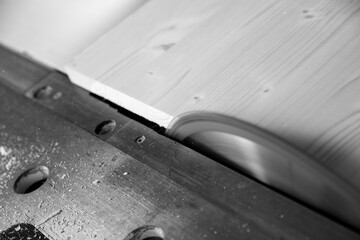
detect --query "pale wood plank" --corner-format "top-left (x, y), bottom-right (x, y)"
top-left (66, 0), bottom-right (360, 191)
top-left (65, 0), bottom-right (239, 126)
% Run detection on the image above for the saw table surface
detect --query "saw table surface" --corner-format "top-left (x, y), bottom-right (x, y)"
top-left (0, 46), bottom-right (359, 239)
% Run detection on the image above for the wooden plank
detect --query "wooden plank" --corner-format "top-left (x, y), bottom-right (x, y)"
top-left (65, 0), bottom-right (236, 125)
top-left (0, 0), bottom-right (146, 69)
top-left (66, 0), bottom-right (360, 192)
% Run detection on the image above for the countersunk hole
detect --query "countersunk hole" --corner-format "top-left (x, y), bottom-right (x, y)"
top-left (14, 166), bottom-right (49, 194)
top-left (135, 136), bottom-right (146, 144)
top-left (33, 86), bottom-right (53, 99)
top-left (95, 120), bottom-right (116, 135)
top-left (123, 226), bottom-right (164, 240)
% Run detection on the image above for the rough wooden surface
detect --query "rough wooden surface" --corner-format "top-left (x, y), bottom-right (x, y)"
top-left (66, 0), bottom-right (360, 193)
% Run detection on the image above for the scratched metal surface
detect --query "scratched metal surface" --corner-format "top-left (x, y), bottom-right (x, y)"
top-left (0, 45), bottom-right (359, 239)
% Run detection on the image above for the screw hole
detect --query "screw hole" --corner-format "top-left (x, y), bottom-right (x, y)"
top-left (123, 226), bottom-right (164, 240)
top-left (14, 166), bottom-right (49, 194)
top-left (135, 136), bottom-right (146, 144)
top-left (95, 120), bottom-right (116, 135)
top-left (33, 86), bottom-right (53, 99)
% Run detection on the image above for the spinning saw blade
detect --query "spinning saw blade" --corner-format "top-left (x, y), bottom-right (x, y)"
top-left (167, 112), bottom-right (360, 229)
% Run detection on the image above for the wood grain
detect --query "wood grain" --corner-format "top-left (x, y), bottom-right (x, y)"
top-left (65, 0), bottom-right (236, 125)
top-left (66, 0), bottom-right (360, 196)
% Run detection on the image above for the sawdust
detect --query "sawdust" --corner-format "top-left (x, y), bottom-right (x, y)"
top-left (60, 174), bottom-right (69, 179)
top-left (0, 146), bottom-right (11, 156)
top-left (0, 135), bottom-right (60, 195)
top-left (242, 223), bottom-right (251, 233)
top-left (5, 156), bottom-right (19, 171)
top-left (92, 179), bottom-right (101, 185)
top-left (38, 200), bottom-right (45, 209)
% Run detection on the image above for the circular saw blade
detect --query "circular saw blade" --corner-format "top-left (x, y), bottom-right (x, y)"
top-left (167, 112), bottom-right (360, 229)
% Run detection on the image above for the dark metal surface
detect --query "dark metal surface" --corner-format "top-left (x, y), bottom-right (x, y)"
top-left (0, 45), bottom-right (359, 239)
